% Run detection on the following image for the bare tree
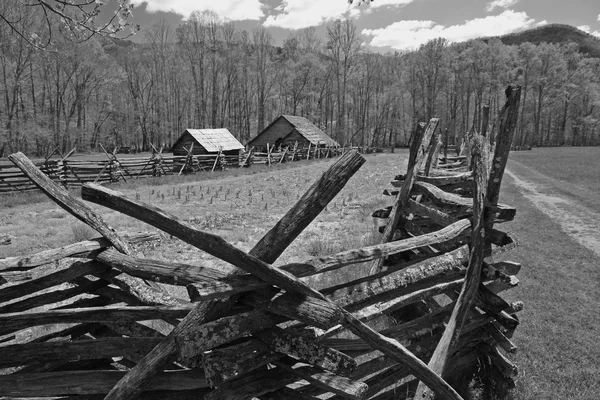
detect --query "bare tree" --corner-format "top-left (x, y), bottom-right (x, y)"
top-left (0, 0), bottom-right (138, 50)
top-left (326, 19), bottom-right (361, 144)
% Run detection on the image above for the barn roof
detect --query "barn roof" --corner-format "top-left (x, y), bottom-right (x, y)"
top-left (281, 115), bottom-right (340, 147)
top-left (178, 128), bottom-right (244, 152)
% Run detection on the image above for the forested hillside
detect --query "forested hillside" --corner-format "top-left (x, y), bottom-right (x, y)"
top-left (1, 6), bottom-right (599, 156)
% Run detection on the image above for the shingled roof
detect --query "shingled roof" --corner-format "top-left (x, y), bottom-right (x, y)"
top-left (177, 129), bottom-right (244, 152)
top-left (281, 115), bottom-right (340, 147)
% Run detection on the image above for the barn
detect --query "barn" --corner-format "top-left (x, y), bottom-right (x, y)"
top-left (171, 128), bottom-right (244, 156)
top-left (247, 115), bottom-right (339, 150)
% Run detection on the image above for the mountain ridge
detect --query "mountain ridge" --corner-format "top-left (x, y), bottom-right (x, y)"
top-left (495, 23), bottom-right (600, 58)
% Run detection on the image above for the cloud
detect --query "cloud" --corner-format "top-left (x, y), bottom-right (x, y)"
top-left (578, 25), bottom-right (591, 33)
top-left (363, 10), bottom-right (536, 51)
top-left (263, 0), bottom-right (414, 30)
top-left (263, 0), bottom-right (353, 29)
top-left (536, 20), bottom-right (548, 27)
top-left (486, 0), bottom-right (519, 12)
top-left (598, 13), bottom-right (600, 21)
top-left (129, 0), bottom-right (265, 21)
top-left (578, 25), bottom-right (600, 38)
top-left (369, 0), bottom-right (415, 8)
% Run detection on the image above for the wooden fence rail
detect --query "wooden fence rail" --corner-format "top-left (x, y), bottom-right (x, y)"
top-left (0, 86), bottom-right (521, 400)
top-left (0, 145), bottom-right (382, 194)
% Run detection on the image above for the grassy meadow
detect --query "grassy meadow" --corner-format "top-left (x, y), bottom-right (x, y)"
top-left (1, 147), bottom-right (599, 399)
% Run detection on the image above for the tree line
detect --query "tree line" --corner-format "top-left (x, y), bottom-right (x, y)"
top-left (1, 5), bottom-right (599, 156)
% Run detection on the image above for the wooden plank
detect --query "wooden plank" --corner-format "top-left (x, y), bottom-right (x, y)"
top-left (414, 133), bottom-right (489, 399)
top-left (0, 370), bottom-right (207, 396)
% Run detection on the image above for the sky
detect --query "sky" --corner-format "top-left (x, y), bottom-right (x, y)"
top-left (124, 0), bottom-right (600, 52)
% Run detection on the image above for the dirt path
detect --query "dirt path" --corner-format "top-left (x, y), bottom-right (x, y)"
top-left (506, 159), bottom-right (600, 258)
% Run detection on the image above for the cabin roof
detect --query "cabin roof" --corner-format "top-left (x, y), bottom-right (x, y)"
top-left (280, 115), bottom-right (339, 147)
top-left (176, 128), bottom-right (244, 152)
top-left (248, 115), bottom-right (340, 147)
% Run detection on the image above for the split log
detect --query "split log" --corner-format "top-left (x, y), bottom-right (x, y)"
top-left (0, 305), bottom-right (192, 334)
top-left (483, 324), bottom-right (517, 354)
top-left (380, 118), bottom-right (439, 245)
top-left (202, 340), bottom-right (280, 386)
top-left (0, 261), bottom-right (110, 304)
top-left (0, 370), bottom-right (207, 397)
top-left (238, 291), bottom-right (344, 329)
top-left (204, 365), bottom-right (300, 400)
top-left (0, 337), bottom-right (162, 369)
top-left (96, 247), bottom-right (228, 285)
top-left (186, 274), bottom-right (269, 301)
top-left (300, 219), bottom-right (470, 276)
top-left (255, 327), bottom-right (356, 375)
top-left (0, 276), bottom-right (109, 314)
top-left (0, 232), bottom-right (159, 271)
top-left (326, 245), bottom-right (469, 309)
top-left (412, 181), bottom-right (516, 222)
top-left (272, 358), bottom-right (368, 400)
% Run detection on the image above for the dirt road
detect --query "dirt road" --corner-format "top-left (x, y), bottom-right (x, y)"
top-left (506, 159), bottom-right (600, 258)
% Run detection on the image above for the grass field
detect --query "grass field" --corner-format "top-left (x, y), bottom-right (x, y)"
top-left (1, 147), bottom-right (599, 399)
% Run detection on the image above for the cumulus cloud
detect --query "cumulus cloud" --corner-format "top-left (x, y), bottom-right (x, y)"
top-left (263, 0), bottom-right (353, 29)
top-left (578, 25), bottom-right (591, 33)
top-left (363, 10), bottom-right (536, 51)
top-left (129, 0), bottom-right (265, 21)
top-left (578, 25), bottom-right (600, 38)
top-left (598, 13), bottom-right (600, 21)
top-left (536, 20), bottom-right (548, 27)
top-left (263, 0), bottom-right (413, 30)
top-left (486, 0), bottom-right (519, 12)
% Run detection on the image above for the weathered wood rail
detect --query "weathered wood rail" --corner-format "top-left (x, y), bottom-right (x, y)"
top-left (0, 86), bottom-right (521, 400)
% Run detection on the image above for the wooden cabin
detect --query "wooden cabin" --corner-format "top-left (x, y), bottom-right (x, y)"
top-left (172, 129), bottom-right (244, 156)
top-left (247, 115), bottom-right (339, 150)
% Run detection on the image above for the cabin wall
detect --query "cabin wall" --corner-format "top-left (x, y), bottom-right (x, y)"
top-left (248, 118), bottom-right (293, 149)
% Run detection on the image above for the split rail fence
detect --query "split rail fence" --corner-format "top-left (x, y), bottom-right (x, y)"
top-left (0, 144), bottom-right (381, 194)
top-left (0, 85), bottom-right (522, 399)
